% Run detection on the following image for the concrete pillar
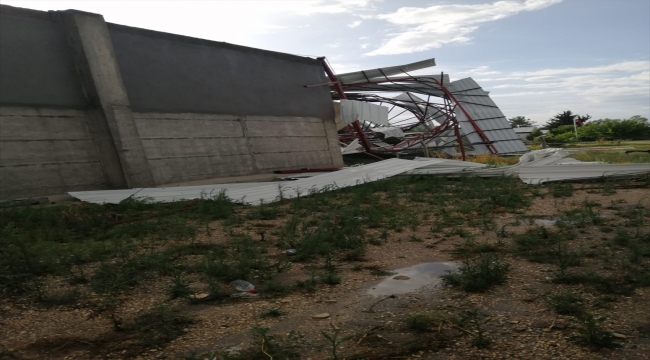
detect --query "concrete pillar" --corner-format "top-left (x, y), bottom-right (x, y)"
top-left (59, 10), bottom-right (155, 188)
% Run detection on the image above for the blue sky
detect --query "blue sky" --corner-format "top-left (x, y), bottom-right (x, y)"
top-left (4, 0), bottom-right (649, 125)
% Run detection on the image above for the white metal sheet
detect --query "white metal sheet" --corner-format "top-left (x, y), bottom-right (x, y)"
top-left (340, 100), bottom-right (389, 126)
top-left (70, 159), bottom-right (433, 205)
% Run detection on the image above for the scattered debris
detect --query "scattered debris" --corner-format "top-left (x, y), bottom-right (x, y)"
top-left (322, 59), bottom-right (528, 157)
top-left (230, 280), bottom-right (256, 293)
top-left (69, 148), bottom-right (649, 205)
top-left (312, 313), bottom-right (331, 320)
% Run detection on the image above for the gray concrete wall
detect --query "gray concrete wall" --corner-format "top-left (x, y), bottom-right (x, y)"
top-left (0, 107), bottom-right (108, 199)
top-left (0, 7), bottom-right (88, 108)
top-left (107, 24), bottom-right (334, 120)
top-left (0, 5), bottom-right (343, 200)
top-left (133, 113), bottom-right (343, 185)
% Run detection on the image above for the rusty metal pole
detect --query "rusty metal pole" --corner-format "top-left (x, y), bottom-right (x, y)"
top-left (453, 122), bottom-right (466, 161)
top-left (319, 57), bottom-right (373, 153)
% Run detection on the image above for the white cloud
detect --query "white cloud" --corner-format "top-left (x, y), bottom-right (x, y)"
top-left (1, 0), bottom-right (377, 47)
top-left (292, 0), bottom-right (378, 15)
top-left (326, 43), bottom-right (341, 48)
top-left (360, 43), bottom-right (370, 49)
top-left (486, 61), bottom-right (650, 123)
top-left (348, 20), bottom-right (363, 28)
top-left (329, 62), bottom-right (363, 74)
top-left (365, 0), bottom-right (563, 56)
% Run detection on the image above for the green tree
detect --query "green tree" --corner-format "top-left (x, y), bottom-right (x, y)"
top-left (545, 111), bottom-right (591, 130)
top-left (508, 116), bottom-right (533, 128)
top-left (577, 116), bottom-right (650, 141)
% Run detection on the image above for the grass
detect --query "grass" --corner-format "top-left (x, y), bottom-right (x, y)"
top-left (546, 291), bottom-right (584, 316)
top-left (570, 149), bottom-right (650, 164)
top-left (441, 253), bottom-right (510, 292)
top-left (1, 169), bottom-right (648, 356)
top-left (406, 311), bottom-right (447, 332)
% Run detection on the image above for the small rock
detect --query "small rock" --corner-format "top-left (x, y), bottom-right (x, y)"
top-left (325, 299), bottom-right (337, 304)
top-left (312, 313), bottom-right (330, 319)
top-left (393, 275), bottom-right (410, 280)
top-left (521, 295), bottom-right (538, 302)
top-left (612, 333), bottom-right (627, 339)
top-left (515, 326), bottom-right (527, 332)
top-left (509, 321), bottom-right (520, 324)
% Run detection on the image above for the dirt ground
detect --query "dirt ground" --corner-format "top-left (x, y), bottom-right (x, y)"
top-left (1, 183), bottom-right (649, 360)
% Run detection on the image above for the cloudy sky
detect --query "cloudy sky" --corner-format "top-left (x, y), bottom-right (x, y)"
top-left (4, 0), bottom-right (649, 125)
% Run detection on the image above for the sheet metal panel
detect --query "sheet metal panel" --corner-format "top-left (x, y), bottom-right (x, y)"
top-left (340, 100), bottom-right (389, 125)
top-left (70, 159), bottom-right (432, 205)
top-left (337, 59), bottom-right (436, 84)
top-left (518, 163), bottom-right (650, 184)
top-left (447, 77), bottom-right (528, 154)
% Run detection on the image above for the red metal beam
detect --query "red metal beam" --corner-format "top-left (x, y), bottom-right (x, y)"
top-left (430, 78), bottom-right (498, 154)
top-left (318, 57), bottom-right (373, 153)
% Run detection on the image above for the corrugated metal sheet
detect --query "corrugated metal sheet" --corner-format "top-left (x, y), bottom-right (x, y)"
top-left (68, 182), bottom-right (270, 205)
top-left (518, 163), bottom-right (650, 184)
top-left (447, 78), bottom-right (529, 155)
top-left (340, 100), bottom-right (389, 125)
top-left (514, 127), bottom-right (536, 133)
top-left (337, 59), bottom-right (436, 84)
top-left (70, 159), bottom-right (433, 205)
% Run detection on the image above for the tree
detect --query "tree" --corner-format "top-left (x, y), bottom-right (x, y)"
top-left (577, 116), bottom-right (650, 141)
top-left (544, 110), bottom-right (591, 130)
top-left (508, 116), bottom-right (533, 128)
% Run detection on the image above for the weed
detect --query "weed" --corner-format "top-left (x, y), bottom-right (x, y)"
top-left (167, 272), bottom-right (192, 300)
top-left (408, 235), bottom-right (423, 242)
top-left (572, 313), bottom-right (617, 349)
top-left (322, 271), bottom-right (342, 285)
top-left (441, 253), bottom-right (510, 292)
top-left (406, 311), bottom-right (447, 332)
top-left (296, 272), bottom-right (319, 292)
top-left (321, 329), bottom-right (348, 360)
top-left (260, 307), bottom-right (284, 318)
top-left (549, 183), bottom-right (574, 198)
top-left (467, 308), bottom-right (491, 349)
top-left (546, 291), bottom-right (584, 316)
top-left (593, 295), bottom-right (617, 309)
top-left (370, 269), bottom-right (396, 277)
top-left (262, 279), bottom-right (290, 296)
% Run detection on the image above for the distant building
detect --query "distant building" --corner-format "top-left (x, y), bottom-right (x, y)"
top-left (513, 126), bottom-right (537, 143)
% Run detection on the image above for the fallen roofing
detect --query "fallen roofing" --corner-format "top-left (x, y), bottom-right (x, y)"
top-left (405, 148), bottom-right (650, 184)
top-left (331, 59), bottom-right (529, 156)
top-left (69, 149), bottom-right (650, 205)
top-left (70, 159), bottom-right (435, 205)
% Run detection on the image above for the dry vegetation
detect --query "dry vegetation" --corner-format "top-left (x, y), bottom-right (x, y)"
top-left (1, 173), bottom-right (650, 359)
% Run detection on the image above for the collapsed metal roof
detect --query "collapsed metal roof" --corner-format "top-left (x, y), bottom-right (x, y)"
top-left (319, 58), bottom-right (528, 157)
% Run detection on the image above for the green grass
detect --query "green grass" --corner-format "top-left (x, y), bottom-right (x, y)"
top-left (441, 253), bottom-right (510, 292)
top-left (2, 172), bottom-right (647, 355)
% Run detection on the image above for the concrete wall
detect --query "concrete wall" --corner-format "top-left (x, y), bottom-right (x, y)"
top-left (133, 113), bottom-right (342, 185)
top-left (0, 7), bottom-right (88, 108)
top-left (0, 107), bottom-right (108, 199)
top-left (108, 24), bottom-right (334, 120)
top-left (0, 5), bottom-right (342, 200)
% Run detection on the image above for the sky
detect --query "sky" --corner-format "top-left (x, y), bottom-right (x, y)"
top-left (3, 0), bottom-right (649, 125)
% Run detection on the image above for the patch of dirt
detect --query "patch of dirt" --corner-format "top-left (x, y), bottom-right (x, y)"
top-left (1, 185), bottom-right (649, 359)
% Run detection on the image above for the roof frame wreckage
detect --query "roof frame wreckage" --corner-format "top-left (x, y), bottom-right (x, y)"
top-left (312, 58), bottom-right (528, 159)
